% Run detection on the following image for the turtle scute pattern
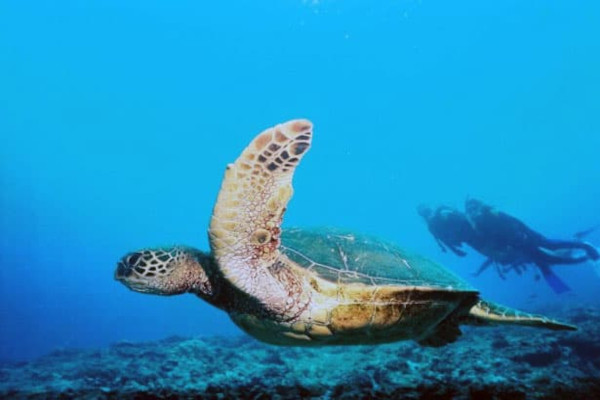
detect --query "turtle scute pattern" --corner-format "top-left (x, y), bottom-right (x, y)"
top-left (281, 227), bottom-right (474, 291)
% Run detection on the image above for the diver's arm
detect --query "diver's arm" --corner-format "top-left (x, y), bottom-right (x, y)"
top-left (435, 238), bottom-right (448, 253)
top-left (472, 258), bottom-right (493, 277)
top-left (439, 239), bottom-right (467, 257)
top-left (448, 245), bottom-right (468, 257)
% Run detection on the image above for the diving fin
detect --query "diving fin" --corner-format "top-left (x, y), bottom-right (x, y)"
top-left (539, 265), bottom-right (570, 294)
top-left (573, 224), bottom-right (599, 240)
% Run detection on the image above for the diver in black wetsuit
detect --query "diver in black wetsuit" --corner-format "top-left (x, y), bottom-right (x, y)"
top-left (417, 204), bottom-right (474, 257)
top-left (418, 203), bottom-right (508, 277)
top-left (463, 198), bottom-right (599, 293)
top-left (465, 198), bottom-right (599, 264)
top-left (417, 199), bottom-right (600, 294)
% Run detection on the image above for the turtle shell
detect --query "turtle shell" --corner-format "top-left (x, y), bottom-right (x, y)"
top-left (281, 227), bottom-right (474, 291)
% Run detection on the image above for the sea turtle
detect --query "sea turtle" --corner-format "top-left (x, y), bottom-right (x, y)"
top-left (115, 119), bottom-right (575, 346)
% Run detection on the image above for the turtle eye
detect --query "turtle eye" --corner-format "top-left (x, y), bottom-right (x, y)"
top-left (127, 253), bottom-right (141, 266)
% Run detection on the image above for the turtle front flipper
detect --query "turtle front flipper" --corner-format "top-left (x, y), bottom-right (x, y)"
top-left (464, 299), bottom-right (576, 331)
top-left (209, 120), bottom-right (312, 289)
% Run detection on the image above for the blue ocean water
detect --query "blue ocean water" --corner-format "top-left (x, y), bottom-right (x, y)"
top-left (0, 0), bottom-right (599, 364)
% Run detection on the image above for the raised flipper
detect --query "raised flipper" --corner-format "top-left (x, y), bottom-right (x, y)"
top-left (209, 119), bottom-right (312, 293)
top-left (464, 299), bottom-right (576, 331)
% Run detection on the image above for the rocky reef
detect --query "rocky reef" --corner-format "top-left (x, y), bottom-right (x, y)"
top-left (1, 305), bottom-right (599, 399)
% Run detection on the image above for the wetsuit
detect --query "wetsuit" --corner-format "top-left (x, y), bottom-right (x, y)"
top-left (418, 204), bottom-right (475, 257)
top-left (465, 199), bottom-right (599, 293)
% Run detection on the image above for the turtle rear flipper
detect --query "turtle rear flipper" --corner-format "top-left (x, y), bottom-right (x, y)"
top-left (464, 300), bottom-right (576, 331)
top-left (418, 320), bottom-right (463, 347)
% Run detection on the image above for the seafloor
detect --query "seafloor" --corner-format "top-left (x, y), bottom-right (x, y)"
top-left (1, 305), bottom-right (599, 400)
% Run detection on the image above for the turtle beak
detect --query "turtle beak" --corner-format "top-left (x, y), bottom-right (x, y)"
top-left (114, 261), bottom-right (154, 293)
top-left (114, 261), bottom-right (132, 281)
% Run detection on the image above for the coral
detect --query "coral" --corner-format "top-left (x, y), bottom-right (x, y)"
top-left (1, 305), bottom-right (599, 399)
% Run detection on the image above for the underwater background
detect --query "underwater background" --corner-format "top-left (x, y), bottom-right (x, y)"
top-left (1, 0), bottom-right (600, 397)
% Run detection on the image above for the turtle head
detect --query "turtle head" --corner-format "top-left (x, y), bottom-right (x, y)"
top-left (115, 246), bottom-right (217, 301)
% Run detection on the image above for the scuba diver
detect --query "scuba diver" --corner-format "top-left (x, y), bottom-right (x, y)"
top-left (417, 204), bottom-right (474, 257)
top-left (418, 199), bottom-right (600, 294)
top-left (464, 198), bottom-right (599, 293)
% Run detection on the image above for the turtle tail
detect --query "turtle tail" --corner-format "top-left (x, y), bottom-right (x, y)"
top-left (464, 299), bottom-right (576, 331)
